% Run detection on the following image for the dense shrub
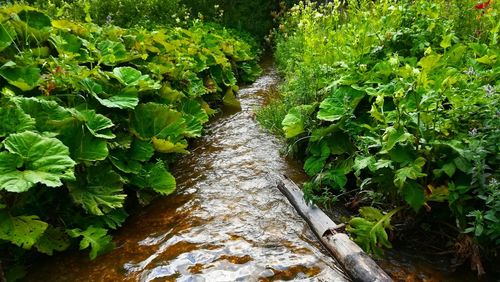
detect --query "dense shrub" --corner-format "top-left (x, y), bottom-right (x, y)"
top-left (0, 4), bottom-right (260, 278)
top-left (15, 0), bottom-right (186, 27)
top-left (259, 0), bottom-right (499, 269)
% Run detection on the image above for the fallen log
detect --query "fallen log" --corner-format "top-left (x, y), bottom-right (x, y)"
top-left (269, 173), bottom-right (392, 282)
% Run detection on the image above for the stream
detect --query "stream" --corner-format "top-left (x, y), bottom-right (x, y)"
top-left (26, 58), bottom-right (350, 281)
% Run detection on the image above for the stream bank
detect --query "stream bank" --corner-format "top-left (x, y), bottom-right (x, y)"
top-left (25, 58), bottom-right (349, 282)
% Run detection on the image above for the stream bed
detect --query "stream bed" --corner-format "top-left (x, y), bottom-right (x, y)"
top-left (26, 59), bottom-right (349, 282)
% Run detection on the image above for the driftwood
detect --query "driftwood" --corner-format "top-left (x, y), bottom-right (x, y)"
top-left (269, 173), bottom-right (392, 282)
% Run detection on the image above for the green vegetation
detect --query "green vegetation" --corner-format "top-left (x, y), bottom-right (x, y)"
top-left (259, 0), bottom-right (499, 271)
top-left (21, 0), bottom-right (292, 41)
top-left (0, 4), bottom-right (260, 279)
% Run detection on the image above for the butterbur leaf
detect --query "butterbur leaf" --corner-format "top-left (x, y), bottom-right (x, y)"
top-left (68, 226), bottom-right (114, 259)
top-left (317, 86), bottom-right (365, 122)
top-left (96, 208), bottom-right (128, 230)
top-left (81, 79), bottom-right (139, 110)
top-left (60, 125), bottom-right (109, 162)
top-left (317, 96), bottom-right (345, 122)
top-left (0, 103), bottom-right (36, 137)
top-left (152, 137), bottom-right (189, 154)
top-left (13, 97), bottom-right (73, 132)
top-left (97, 40), bottom-right (128, 65)
top-left (0, 61), bottom-right (41, 91)
top-left (0, 132), bottom-right (76, 192)
top-left (18, 9), bottom-right (52, 30)
top-left (0, 22), bottom-right (16, 52)
top-left (222, 88), bottom-right (241, 109)
top-left (402, 182), bottom-right (425, 212)
top-left (322, 169), bottom-right (348, 190)
top-left (0, 211), bottom-right (48, 249)
top-left (304, 141), bottom-right (330, 176)
top-left (129, 139), bottom-right (155, 162)
top-left (111, 67), bottom-right (160, 90)
top-left (282, 105), bottom-right (314, 138)
top-left (68, 164), bottom-right (126, 216)
top-left (34, 226), bottom-right (70, 255)
top-left (131, 103), bottom-right (186, 140)
top-left (131, 161), bottom-right (176, 196)
top-left (183, 115), bottom-right (204, 138)
top-left (74, 109), bottom-right (115, 140)
top-left (181, 100), bottom-right (209, 124)
top-left (109, 149), bottom-right (142, 174)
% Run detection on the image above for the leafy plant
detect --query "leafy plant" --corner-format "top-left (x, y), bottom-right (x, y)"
top-left (260, 0), bottom-right (499, 266)
top-left (346, 207), bottom-right (402, 257)
top-left (0, 4), bottom-right (261, 276)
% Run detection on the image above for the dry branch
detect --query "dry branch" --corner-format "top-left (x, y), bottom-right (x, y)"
top-left (269, 173), bottom-right (392, 282)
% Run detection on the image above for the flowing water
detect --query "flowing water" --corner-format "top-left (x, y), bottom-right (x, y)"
top-left (26, 58), bottom-right (349, 282)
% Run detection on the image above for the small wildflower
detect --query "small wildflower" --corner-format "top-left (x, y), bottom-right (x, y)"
top-left (464, 67), bottom-right (477, 76)
top-left (483, 84), bottom-right (495, 97)
top-left (106, 14), bottom-right (112, 25)
top-left (475, 0), bottom-right (492, 9)
top-left (469, 128), bottom-right (478, 136)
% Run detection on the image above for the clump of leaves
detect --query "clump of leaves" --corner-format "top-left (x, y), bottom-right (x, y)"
top-left (0, 3), bottom-right (261, 275)
top-left (261, 0), bottom-right (500, 266)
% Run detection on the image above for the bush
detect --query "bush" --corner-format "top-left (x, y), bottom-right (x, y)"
top-left (16, 0), bottom-right (186, 27)
top-left (260, 0), bottom-right (499, 267)
top-left (0, 4), bottom-right (260, 277)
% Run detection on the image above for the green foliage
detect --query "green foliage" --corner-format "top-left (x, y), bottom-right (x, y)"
top-left (347, 207), bottom-right (401, 257)
top-left (0, 3), bottom-right (260, 272)
top-left (67, 226), bottom-right (114, 260)
top-left (21, 0), bottom-right (185, 28)
top-left (260, 0), bottom-right (500, 255)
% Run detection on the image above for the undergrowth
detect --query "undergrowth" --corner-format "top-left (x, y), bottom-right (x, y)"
top-left (260, 0), bottom-right (499, 274)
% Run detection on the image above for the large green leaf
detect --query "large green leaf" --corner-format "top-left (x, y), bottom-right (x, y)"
top-left (131, 161), bottom-right (176, 195)
top-left (0, 132), bottom-right (76, 192)
top-left (181, 100), bottom-right (209, 124)
top-left (382, 127), bottom-right (414, 153)
top-left (130, 103), bottom-right (186, 140)
top-left (0, 211), bottom-right (48, 249)
top-left (34, 226), bottom-right (70, 255)
top-left (60, 124), bottom-right (109, 162)
top-left (96, 40), bottom-right (128, 66)
top-left (13, 97), bottom-right (73, 132)
top-left (111, 67), bottom-right (160, 90)
top-left (317, 86), bottom-right (365, 122)
top-left (0, 22), bottom-right (16, 52)
top-left (73, 109), bottom-right (115, 139)
top-left (304, 141), bottom-right (330, 176)
top-left (18, 9), bottom-right (51, 30)
top-left (402, 182), bottom-right (425, 212)
top-left (67, 226), bottom-right (114, 259)
top-left (0, 61), bottom-right (41, 91)
top-left (282, 105), bottom-right (314, 138)
top-left (81, 79), bottom-right (139, 110)
top-left (317, 96), bottom-right (345, 122)
top-left (0, 103), bottom-right (35, 137)
top-left (68, 164), bottom-right (126, 216)
top-left (109, 149), bottom-right (142, 174)
top-left (151, 138), bottom-right (189, 154)
top-left (129, 139), bottom-right (155, 162)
